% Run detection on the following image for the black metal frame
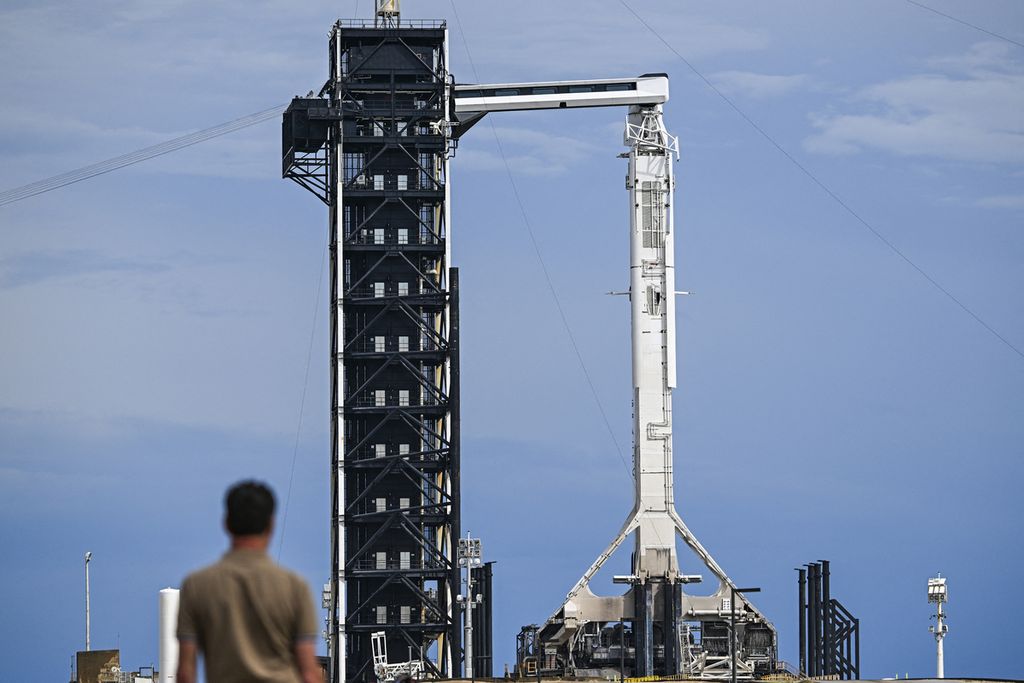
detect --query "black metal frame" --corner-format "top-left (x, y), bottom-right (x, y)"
top-left (283, 19), bottom-right (460, 683)
top-left (798, 561), bottom-right (860, 679)
top-left (471, 562), bottom-right (495, 678)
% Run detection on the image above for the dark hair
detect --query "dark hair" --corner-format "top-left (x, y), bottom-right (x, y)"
top-left (225, 480), bottom-right (276, 536)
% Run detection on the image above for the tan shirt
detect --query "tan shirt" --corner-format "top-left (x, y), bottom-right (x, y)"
top-left (177, 548), bottom-right (319, 683)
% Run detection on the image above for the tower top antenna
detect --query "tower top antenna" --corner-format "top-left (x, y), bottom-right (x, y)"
top-left (375, 0), bottom-right (400, 27)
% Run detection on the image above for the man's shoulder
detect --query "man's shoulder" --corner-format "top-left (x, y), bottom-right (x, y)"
top-left (181, 551), bottom-right (309, 592)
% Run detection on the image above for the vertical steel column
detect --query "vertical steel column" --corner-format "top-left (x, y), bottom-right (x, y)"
top-left (797, 568), bottom-right (806, 675)
top-left (808, 563), bottom-right (819, 677)
top-left (442, 24), bottom-right (460, 679)
top-left (815, 563), bottom-right (823, 677)
top-left (450, 266), bottom-right (463, 677)
top-left (619, 621), bottom-right (626, 682)
top-left (633, 584), bottom-right (653, 676)
top-left (663, 582), bottom-right (681, 675)
top-left (805, 564), bottom-right (813, 677)
top-left (822, 560), bottom-right (832, 675)
top-left (328, 78), bottom-right (345, 683)
top-left (471, 561), bottom-right (494, 678)
top-left (730, 588), bottom-right (737, 683)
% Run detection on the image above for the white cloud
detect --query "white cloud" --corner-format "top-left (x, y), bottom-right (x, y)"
top-left (803, 42), bottom-right (1024, 164)
top-left (0, 249), bottom-right (170, 289)
top-left (926, 41), bottom-right (1020, 74)
top-left (976, 194), bottom-right (1024, 209)
top-left (710, 71), bottom-right (808, 99)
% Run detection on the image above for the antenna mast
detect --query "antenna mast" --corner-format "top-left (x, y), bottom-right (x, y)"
top-left (375, 0), bottom-right (400, 27)
top-left (458, 534), bottom-right (484, 680)
top-left (928, 575), bottom-right (949, 678)
top-left (84, 551), bottom-right (92, 651)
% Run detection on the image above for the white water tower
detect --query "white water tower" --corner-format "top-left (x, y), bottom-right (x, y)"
top-left (928, 575), bottom-right (948, 678)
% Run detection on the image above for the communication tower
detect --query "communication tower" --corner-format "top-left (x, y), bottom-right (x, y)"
top-left (928, 575), bottom-right (948, 678)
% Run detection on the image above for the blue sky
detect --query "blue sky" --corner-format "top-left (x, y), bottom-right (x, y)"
top-left (0, 0), bottom-right (1022, 680)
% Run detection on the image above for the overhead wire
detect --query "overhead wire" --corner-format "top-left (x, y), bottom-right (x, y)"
top-left (0, 99), bottom-right (317, 550)
top-left (450, 0), bottom-right (679, 577)
top-left (616, 0), bottom-right (1024, 362)
top-left (446, 2), bottom-right (693, 571)
top-left (277, 231), bottom-right (329, 561)
top-left (446, 0), bottom-right (634, 479)
top-left (0, 104), bottom-right (286, 207)
top-left (903, 0), bottom-right (1024, 49)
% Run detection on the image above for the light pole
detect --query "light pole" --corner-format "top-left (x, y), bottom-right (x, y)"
top-left (730, 586), bottom-right (760, 683)
top-left (84, 551), bottom-right (92, 651)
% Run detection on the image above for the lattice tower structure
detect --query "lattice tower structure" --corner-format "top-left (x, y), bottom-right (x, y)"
top-left (283, 17), bottom-right (460, 683)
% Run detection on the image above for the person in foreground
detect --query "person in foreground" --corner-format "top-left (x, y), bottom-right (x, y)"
top-left (177, 480), bottom-right (323, 683)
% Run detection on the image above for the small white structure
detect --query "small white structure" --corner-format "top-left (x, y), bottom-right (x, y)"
top-left (159, 588), bottom-right (180, 683)
top-left (85, 551), bottom-right (92, 652)
top-left (371, 631), bottom-right (424, 682)
top-left (928, 575), bottom-right (948, 678)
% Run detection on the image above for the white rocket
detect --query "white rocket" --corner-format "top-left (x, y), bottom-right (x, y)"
top-left (455, 76), bottom-right (776, 678)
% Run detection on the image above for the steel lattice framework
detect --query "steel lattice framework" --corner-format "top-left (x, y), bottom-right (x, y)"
top-left (283, 17), bottom-right (460, 683)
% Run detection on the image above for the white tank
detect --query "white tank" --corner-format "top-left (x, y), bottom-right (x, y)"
top-left (159, 588), bottom-right (180, 683)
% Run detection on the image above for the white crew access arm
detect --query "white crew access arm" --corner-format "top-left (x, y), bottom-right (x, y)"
top-left (453, 74), bottom-right (668, 115)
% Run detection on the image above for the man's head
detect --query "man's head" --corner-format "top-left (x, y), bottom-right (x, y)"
top-left (225, 480), bottom-right (276, 539)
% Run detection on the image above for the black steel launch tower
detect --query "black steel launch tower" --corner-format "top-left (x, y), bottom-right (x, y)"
top-left (282, 6), bottom-right (460, 682)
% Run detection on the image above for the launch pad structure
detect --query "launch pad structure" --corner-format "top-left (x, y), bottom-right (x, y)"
top-left (282, 2), bottom-right (776, 681)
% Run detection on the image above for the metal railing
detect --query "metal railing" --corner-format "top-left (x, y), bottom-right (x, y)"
top-left (344, 173), bottom-right (443, 192)
top-left (349, 338), bottom-right (446, 354)
top-left (346, 230), bottom-right (442, 247)
top-left (350, 447), bottom-right (446, 463)
top-left (349, 96), bottom-right (443, 111)
top-left (354, 502), bottom-right (436, 515)
top-left (348, 394), bottom-right (446, 409)
top-left (338, 19), bottom-right (445, 29)
top-left (347, 284), bottom-right (443, 300)
top-left (351, 557), bottom-right (446, 572)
